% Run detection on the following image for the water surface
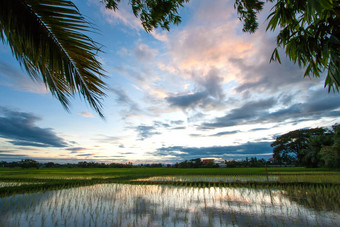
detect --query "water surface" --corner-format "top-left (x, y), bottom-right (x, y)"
top-left (0, 184), bottom-right (339, 226)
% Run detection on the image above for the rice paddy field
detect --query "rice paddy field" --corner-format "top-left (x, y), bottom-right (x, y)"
top-left (0, 167), bottom-right (339, 226)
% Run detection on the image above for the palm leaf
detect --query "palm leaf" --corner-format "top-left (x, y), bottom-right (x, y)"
top-left (0, 0), bottom-right (107, 117)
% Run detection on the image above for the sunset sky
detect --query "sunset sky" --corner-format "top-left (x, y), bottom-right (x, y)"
top-left (0, 0), bottom-right (339, 164)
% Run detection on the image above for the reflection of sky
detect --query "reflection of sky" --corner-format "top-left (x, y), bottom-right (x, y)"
top-left (135, 175), bottom-right (279, 183)
top-left (0, 184), bottom-right (339, 226)
top-left (0, 0), bottom-right (339, 163)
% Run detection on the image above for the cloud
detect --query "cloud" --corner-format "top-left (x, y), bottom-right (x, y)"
top-left (95, 0), bottom-right (167, 41)
top-left (99, 0), bottom-right (143, 31)
top-left (166, 92), bottom-right (206, 109)
top-left (210, 130), bottom-right (241, 136)
top-left (76, 154), bottom-right (95, 157)
top-left (0, 107), bottom-right (68, 148)
top-left (164, 0), bottom-right (252, 78)
top-left (0, 61), bottom-right (48, 93)
top-left (166, 68), bottom-right (225, 110)
top-left (154, 142), bottom-right (273, 160)
top-left (94, 135), bottom-right (122, 144)
top-left (134, 44), bottom-right (158, 63)
top-left (110, 87), bottom-right (143, 118)
top-left (202, 89), bottom-right (340, 129)
top-left (202, 98), bottom-right (276, 128)
top-left (136, 125), bottom-right (160, 140)
top-left (66, 147), bottom-right (89, 153)
top-left (0, 153), bottom-right (29, 160)
top-left (78, 112), bottom-right (94, 118)
top-left (170, 120), bottom-right (185, 125)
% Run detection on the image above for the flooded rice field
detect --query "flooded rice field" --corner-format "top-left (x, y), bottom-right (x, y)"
top-left (0, 183), bottom-right (339, 227)
top-left (134, 175), bottom-right (279, 183)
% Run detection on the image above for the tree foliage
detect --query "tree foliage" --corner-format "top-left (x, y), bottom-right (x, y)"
top-left (18, 159), bottom-right (40, 169)
top-left (235, 0), bottom-right (340, 91)
top-left (102, 0), bottom-right (189, 32)
top-left (320, 124), bottom-right (340, 168)
top-left (0, 0), bottom-right (107, 117)
top-left (272, 125), bottom-right (340, 168)
top-left (2, 0), bottom-right (338, 117)
top-left (271, 127), bottom-right (327, 165)
top-left (302, 132), bottom-right (334, 167)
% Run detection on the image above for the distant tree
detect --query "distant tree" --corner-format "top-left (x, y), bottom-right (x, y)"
top-left (18, 159), bottom-right (40, 169)
top-left (190, 158), bottom-right (202, 168)
top-left (0, 161), bottom-right (7, 167)
top-left (234, 0), bottom-right (340, 91)
top-left (45, 162), bottom-right (56, 168)
top-left (271, 128), bottom-right (326, 165)
top-left (319, 124), bottom-right (340, 168)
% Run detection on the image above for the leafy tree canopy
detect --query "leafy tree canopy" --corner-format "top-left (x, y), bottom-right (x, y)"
top-left (0, 0), bottom-right (107, 117)
top-left (102, 0), bottom-right (190, 32)
top-left (1, 0), bottom-right (338, 117)
top-left (271, 127), bottom-right (327, 164)
top-left (234, 0), bottom-right (340, 91)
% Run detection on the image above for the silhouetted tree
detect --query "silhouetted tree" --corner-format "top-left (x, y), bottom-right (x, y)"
top-left (18, 159), bottom-right (40, 169)
top-left (271, 128), bottom-right (326, 165)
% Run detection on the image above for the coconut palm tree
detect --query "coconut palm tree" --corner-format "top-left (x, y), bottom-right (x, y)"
top-left (0, 0), bottom-right (107, 117)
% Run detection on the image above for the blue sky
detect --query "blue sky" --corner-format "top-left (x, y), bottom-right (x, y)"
top-left (0, 0), bottom-right (339, 164)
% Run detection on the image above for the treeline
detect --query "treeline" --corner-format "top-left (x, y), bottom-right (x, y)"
top-left (271, 124), bottom-right (340, 168)
top-left (172, 157), bottom-right (269, 168)
top-left (1, 158), bottom-right (269, 169)
top-left (173, 159), bottom-right (219, 168)
top-left (225, 157), bottom-right (268, 168)
top-left (0, 160), bottom-right (135, 169)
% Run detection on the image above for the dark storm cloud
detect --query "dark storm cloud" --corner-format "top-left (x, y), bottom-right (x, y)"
top-left (0, 107), bottom-right (68, 147)
top-left (154, 142), bottom-right (272, 160)
top-left (166, 69), bottom-right (225, 110)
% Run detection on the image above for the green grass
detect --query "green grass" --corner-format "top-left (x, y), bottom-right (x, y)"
top-left (0, 167), bottom-right (337, 178)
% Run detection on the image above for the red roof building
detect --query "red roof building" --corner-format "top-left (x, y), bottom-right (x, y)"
top-left (202, 159), bottom-right (214, 165)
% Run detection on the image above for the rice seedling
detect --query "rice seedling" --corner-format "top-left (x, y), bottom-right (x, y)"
top-left (0, 183), bottom-right (339, 227)
top-left (0, 167), bottom-right (339, 226)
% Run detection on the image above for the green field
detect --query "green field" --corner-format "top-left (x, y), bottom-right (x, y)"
top-left (1, 167), bottom-right (339, 226)
top-left (0, 167), bottom-right (339, 196)
top-left (1, 166), bottom-right (338, 178)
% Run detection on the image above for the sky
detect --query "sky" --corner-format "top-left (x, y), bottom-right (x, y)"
top-left (0, 0), bottom-right (339, 164)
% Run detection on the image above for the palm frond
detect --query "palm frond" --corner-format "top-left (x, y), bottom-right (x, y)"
top-left (0, 0), bottom-right (107, 117)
